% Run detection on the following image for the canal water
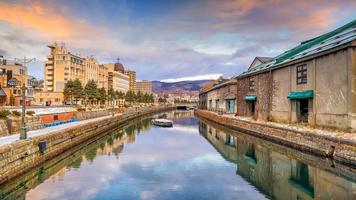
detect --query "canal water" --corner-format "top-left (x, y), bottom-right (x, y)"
top-left (0, 111), bottom-right (355, 200)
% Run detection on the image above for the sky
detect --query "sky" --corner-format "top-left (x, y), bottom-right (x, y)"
top-left (0, 0), bottom-right (355, 81)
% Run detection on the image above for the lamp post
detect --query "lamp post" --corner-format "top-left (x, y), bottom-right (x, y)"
top-left (15, 56), bottom-right (36, 140)
top-left (20, 83), bottom-right (27, 140)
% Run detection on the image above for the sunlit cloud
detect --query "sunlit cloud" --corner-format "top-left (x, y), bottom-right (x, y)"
top-left (0, 0), bottom-right (355, 80)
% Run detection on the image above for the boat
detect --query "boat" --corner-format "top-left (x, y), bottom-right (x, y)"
top-left (151, 118), bottom-right (173, 127)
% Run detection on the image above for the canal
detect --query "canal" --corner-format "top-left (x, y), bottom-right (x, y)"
top-left (0, 110), bottom-right (355, 200)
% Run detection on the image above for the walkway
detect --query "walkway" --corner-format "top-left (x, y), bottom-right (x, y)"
top-left (220, 113), bottom-right (356, 143)
top-left (0, 114), bottom-right (120, 147)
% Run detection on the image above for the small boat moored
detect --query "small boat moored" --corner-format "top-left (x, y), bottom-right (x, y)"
top-left (151, 118), bottom-right (173, 127)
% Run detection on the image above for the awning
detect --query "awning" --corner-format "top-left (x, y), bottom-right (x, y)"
top-left (287, 90), bottom-right (313, 100)
top-left (244, 95), bottom-right (257, 101)
top-left (0, 88), bottom-right (6, 97)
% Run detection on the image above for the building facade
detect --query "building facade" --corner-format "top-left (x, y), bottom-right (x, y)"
top-left (0, 58), bottom-right (36, 106)
top-left (84, 56), bottom-right (99, 85)
top-left (105, 63), bottom-right (130, 93)
top-left (236, 20), bottom-right (356, 130)
top-left (45, 43), bottom-right (85, 92)
top-left (98, 64), bottom-right (108, 90)
top-left (136, 80), bottom-right (152, 94)
top-left (124, 70), bottom-right (136, 91)
top-left (202, 79), bottom-right (237, 113)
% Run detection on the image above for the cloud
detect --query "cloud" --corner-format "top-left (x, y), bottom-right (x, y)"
top-left (0, 0), bottom-right (355, 80)
top-left (161, 74), bottom-right (223, 83)
top-left (0, 1), bottom-right (108, 39)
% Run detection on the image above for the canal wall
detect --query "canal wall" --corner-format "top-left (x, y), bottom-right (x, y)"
top-left (195, 109), bottom-right (356, 166)
top-left (0, 105), bottom-right (175, 185)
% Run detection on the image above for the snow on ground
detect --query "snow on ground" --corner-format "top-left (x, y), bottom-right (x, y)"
top-left (221, 112), bottom-right (356, 142)
top-left (0, 114), bottom-right (121, 147)
top-left (8, 107), bottom-right (76, 115)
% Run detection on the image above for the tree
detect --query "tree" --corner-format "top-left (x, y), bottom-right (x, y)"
top-left (73, 79), bottom-right (84, 104)
top-left (108, 88), bottom-right (117, 106)
top-left (98, 87), bottom-right (107, 105)
top-left (125, 90), bottom-right (135, 103)
top-left (117, 91), bottom-right (125, 99)
top-left (63, 80), bottom-right (74, 103)
top-left (158, 97), bottom-right (167, 103)
top-left (84, 80), bottom-right (99, 105)
top-left (136, 91), bottom-right (143, 103)
top-left (149, 94), bottom-right (154, 103)
top-left (143, 93), bottom-right (150, 103)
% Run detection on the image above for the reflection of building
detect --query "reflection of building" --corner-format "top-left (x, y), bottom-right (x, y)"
top-left (136, 80), bottom-right (152, 94)
top-left (0, 58), bottom-right (37, 106)
top-left (199, 119), bottom-right (356, 200)
top-left (124, 70), bottom-right (136, 91)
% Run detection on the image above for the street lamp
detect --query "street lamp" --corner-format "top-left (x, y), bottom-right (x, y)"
top-left (15, 56), bottom-right (36, 140)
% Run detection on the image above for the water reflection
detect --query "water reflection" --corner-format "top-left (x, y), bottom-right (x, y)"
top-left (0, 111), bottom-right (355, 200)
top-left (198, 118), bottom-right (356, 200)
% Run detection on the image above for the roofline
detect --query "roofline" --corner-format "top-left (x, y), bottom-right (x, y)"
top-left (236, 42), bottom-right (355, 79)
top-left (200, 80), bottom-right (237, 94)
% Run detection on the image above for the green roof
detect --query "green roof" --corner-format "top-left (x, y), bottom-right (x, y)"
top-left (239, 19), bottom-right (356, 77)
top-left (287, 90), bottom-right (313, 99)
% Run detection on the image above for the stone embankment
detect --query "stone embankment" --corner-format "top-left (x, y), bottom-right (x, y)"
top-left (0, 105), bottom-right (175, 184)
top-left (195, 109), bottom-right (356, 166)
top-left (0, 110), bottom-right (118, 137)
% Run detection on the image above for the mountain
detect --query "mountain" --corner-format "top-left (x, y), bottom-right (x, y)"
top-left (152, 80), bottom-right (212, 96)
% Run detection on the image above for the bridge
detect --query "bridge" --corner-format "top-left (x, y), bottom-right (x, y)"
top-left (175, 102), bottom-right (198, 110)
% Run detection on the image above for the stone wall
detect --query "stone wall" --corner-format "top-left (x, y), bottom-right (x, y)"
top-left (76, 110), bottom-right (111, 121)
top-left (0, 116), bottom-right (44, 137)
top-left (195, 109), bottom-right (356, 166)
top-left (0, 105), bottom-right (175, 184)
top-left (0, 120), bottom-right (9, 137)
top-left (236, 72), bottom-right (272, 120)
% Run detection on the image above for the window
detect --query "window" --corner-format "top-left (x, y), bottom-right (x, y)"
top-left (297, 64), bottom-right (307, 84)
top-left (249, 77), bottom-right (255, 91)
top-left (54, 115), bottom-right (58, 120)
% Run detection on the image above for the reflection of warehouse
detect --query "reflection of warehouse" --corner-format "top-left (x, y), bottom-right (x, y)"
top-left (199, 120), bottom-right (356, 200)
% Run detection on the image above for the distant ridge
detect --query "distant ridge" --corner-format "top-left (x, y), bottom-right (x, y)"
top-left (152, 80), bottom-right (212, 95)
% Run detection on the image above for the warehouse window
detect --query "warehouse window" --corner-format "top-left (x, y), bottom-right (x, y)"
top-left (249, 77), bottom-right (255, 91)
top-left (297, 64), bottom-right (307, 84)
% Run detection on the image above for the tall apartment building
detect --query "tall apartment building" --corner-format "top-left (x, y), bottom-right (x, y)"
top-left (45, 43), bottom-right (110, 93)
top-left (136, 80), bottom-right (152, 95)
top-left (124, 70), bottom-right (136, 91)
top-left (45, 43), bottom-right (85, 92)
top-left (84, 56), bottom-right (99, 85)
top-left (98, 64), bottom-right (108, 90)
top-left (105, 63), bottom-right (130, 93)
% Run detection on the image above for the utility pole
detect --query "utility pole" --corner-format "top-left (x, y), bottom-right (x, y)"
top-left (15, 56), bottom-right (36, 140)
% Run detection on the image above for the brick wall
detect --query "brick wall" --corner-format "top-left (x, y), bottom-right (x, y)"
top-left (236, 72), bottom-right (272, 120)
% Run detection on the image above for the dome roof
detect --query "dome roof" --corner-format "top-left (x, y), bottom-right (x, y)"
top-left (114, 62), bottom-right (125, 73)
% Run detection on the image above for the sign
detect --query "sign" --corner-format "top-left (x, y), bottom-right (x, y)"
top-left (7, 78), bottom-right (19, 87)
